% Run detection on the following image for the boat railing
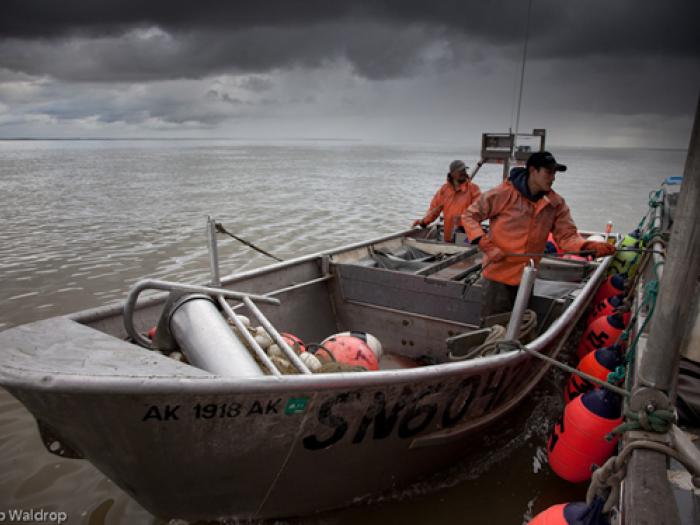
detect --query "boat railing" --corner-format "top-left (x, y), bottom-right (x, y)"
top-left (123, 278), bottom-right (313, 375)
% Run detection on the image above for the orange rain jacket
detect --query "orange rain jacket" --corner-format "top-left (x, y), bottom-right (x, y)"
top-left (462, 180), bottom-right (585, 285)
top-left (421, 179), bottom-right (481, 242)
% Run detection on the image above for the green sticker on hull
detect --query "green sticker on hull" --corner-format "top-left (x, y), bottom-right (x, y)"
top-left (285, 397), bottom-right (309, 415)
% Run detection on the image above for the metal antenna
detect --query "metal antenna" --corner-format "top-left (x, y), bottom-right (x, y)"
top-left (514, 0), bottom-right (533, 137)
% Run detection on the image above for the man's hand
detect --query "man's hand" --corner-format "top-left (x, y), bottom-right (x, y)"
top-left (412, 219), bottom-right (426, 228)
top-left (581, 240), bottom-right (616, 258)
top-left (478, 237), bottom-right (505, 263)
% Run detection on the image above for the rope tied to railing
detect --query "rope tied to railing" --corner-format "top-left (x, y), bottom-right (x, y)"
top-left (586, 438), bottom-right (684, 514)
top-left (214, 222), bottom-right (284, 262)
top-left (608, 278), bottom-right (659, 375)
top-left (501, 340), bottom-right (631, 397)
top-left (606, 406), bottom-right (676, 440)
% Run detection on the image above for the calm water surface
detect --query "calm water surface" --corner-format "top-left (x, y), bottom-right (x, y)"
top-left (0, 140), bottom-right (687, 524)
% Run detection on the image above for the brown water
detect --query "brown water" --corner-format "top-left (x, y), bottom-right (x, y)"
top-left (0, 140), bottom-right (687, 524)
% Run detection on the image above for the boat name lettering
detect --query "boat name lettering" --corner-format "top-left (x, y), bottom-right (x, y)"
top-left (141, 399), bottom-right (282, 422)
top-left (302, 376), bottom-right (498, 450)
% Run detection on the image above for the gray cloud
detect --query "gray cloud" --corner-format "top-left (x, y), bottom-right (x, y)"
top-left (0, 1), bottom-right (697, 145)
top-left (0, 1), bottom-right (697, 83)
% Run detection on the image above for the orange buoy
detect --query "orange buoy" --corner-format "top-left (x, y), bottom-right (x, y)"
top-left (547, 389), bottom-right (622, 483)
top-left (530, 498), bottom-right (609, 524)
top-left (281, 332), bottom-right (306, 354)
top-left (320, 333), bottom-right (380, 370)
top-left (565, 345), bottom-right (623, 402)
top-left (591, 274), bottom-right (626, 307)
top-left (576, 313), bottom-right (626, 360)
top-left (587, 294), bottom-right (627, 324)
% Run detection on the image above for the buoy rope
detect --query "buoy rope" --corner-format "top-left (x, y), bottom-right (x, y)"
top-left (648, 189), bottom-right (663, 208)
top-left (607, 279), bottom-right (659, 387)
top-left (214, 222), bottom-right (284, 262)
top-left (501, 341), bottom-right (630, 397)
top-left (635, 189), bottom-right (663, 231)
top-left (586, 439), bottom-right (683, 514)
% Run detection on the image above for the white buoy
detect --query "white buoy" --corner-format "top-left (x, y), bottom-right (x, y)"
top-left (253, 326), bottom-right (272, 349)
top-left (267, 344), bottom-right (283, 358)
top-left (300, 351), bottom-right (322, 372)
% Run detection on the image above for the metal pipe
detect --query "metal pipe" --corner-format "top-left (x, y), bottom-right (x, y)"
top-left (169, 297), bottom-right (264, 377)
top-left (217, 296), bottom-right (280, 376)
top-left (242, 296), bottom-right (312, 375)
top-left (505, 262), bottom-right (537, 341)
top-left (124, 279), bottom-right (279, 348)
top-left (208, 217), bottom-right (280, 374)
top-left (207, 216), bottom-right (221, 286)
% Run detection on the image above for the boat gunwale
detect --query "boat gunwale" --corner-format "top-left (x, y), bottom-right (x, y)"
top-left (68, 228), bottom-right (418, 326)
top-left (0, 256), bottom-right (612, 395)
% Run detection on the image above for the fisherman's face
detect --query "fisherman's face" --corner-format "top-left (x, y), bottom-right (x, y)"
top-left (452, 168), bottom-right (468, 184)
top-left (530, 166), bottom-right (556, 193)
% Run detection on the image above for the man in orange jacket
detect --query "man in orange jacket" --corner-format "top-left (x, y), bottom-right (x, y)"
top-left (412, 160), bottom-right (481, 242)
top-left (462, 151), bottom-right (615, 318)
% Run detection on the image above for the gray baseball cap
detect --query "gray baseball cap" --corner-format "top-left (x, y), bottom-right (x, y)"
top-left (449, 160), bottom-right (468, 173)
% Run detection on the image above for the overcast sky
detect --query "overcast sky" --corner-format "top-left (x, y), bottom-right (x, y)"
top-left (0, 1), bottom-right (698, 147)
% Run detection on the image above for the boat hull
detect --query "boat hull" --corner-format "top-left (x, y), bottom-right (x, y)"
top-left (0, 230), bottom-right (608, 519)
top-left (9, 347), bottom-right (538, 519)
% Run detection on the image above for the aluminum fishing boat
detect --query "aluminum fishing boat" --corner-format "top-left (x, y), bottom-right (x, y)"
top-left (0, 222), bottom-right (611, 520)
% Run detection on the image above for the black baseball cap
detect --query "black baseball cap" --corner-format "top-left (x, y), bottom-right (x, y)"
top-left (527, 151), bottom-right (567, 172)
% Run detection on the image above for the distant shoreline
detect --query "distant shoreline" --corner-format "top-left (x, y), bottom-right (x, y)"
top-left (0, 137), bottom-right (363, 142)
top-left (0, 138), bottom-right (687, 152)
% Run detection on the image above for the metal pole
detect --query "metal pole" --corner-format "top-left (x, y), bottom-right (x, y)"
top-left (218, 296), bottom-right (280, 376)
top-left (505, 263), bottom-right (537, 341)
top-left (242, 296), bottom-right (312, 375)
top-left (514, 0), bottom-right (533, 137)
top-left (206, 216), bottom-right (221, 286)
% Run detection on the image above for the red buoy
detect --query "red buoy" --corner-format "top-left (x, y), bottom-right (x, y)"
top-left (565, 346), bottom-right (623, 402)
top-left (547, 389), bottom-right (622, 483)
top-left (320, 334), bottom-right (379, 370)
top-left (147, 326), bottom-right (157, 340)
top-left (576, 313), bottom-right (626, 360)
top-left (587, 294), bottom-right (628, 325)
top-left (530, 499), bottom-right (610, 524)
top-left (530, 503), bottom-right (568, 524)
top-left (281, 332), bottom-right (306, 355)
top-left (591, 274), bottom-right (626, 307)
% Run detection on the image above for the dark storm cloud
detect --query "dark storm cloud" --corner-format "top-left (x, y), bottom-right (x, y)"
top-left (0, 1), bottom-right (697, 82)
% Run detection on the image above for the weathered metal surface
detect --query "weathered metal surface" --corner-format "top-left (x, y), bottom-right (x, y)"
top-left (335, 300), bottom-right (477, 360)
top-left (335, 263), bottom-right (482, 325)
